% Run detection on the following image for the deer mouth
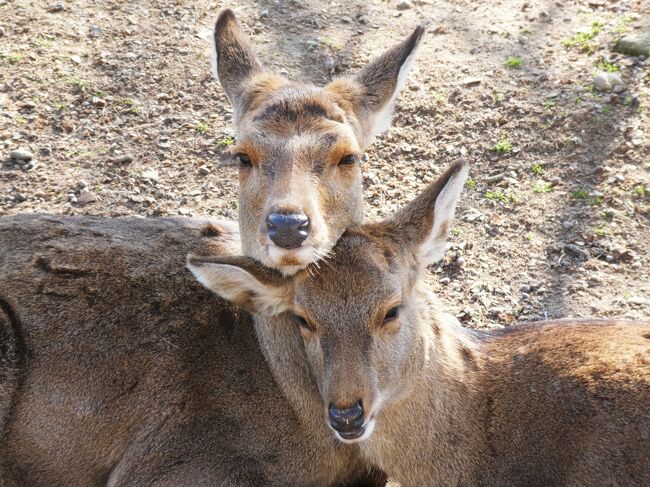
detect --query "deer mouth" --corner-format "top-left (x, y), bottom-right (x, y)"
top-left (331, 416), bottom-right (376, 444)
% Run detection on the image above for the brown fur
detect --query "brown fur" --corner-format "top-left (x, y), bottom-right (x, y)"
top-left (196, 162), bottom-right (650, 486)
top-left (0, 215), bottom-right (386, 486)
top-left (0, 9), bottom-right (424, 485)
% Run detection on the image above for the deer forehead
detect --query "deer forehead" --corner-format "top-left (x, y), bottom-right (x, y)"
top-left (296, 236), bottom-right (401, 315)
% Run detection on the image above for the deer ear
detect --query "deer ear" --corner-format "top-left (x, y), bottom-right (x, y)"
top-left (212, 10), bottom-right (264, 114)
top-left (187, 255), bottom-right (294, 316)
top-left (326, 24), bottom-right (425, 147)
top-left (383, 159), bottom-right (469, 267)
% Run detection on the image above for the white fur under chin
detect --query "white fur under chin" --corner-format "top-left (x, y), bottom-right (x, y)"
top-left (266, 244), bottom-right (316, 276)
top-left (332, 417), bottom-right (377, 444)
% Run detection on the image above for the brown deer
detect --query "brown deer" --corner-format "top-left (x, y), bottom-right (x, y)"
top-left (0, 9), bottom-right (426, 486)
top-left (0, 216), bottom-right (375, 486)
top-left (212, 9), bottom-right (425, 275)
top-left (190, 160), bottom-right (650, 487)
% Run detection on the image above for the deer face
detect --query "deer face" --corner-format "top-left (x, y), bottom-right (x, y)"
top-left (188, 160), bottom-right (469, 443)
top-left (212, 9), bottom-right (425, 274)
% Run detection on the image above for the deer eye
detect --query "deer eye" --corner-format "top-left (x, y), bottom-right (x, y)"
top-left (383, 306), bottom-right (401, 324)
top-left (236, 153), bottom-right (252, 167)
top-left (293, 314), bottom-right (314, 332)
top-left (339, 154), bottom-right (357, 165)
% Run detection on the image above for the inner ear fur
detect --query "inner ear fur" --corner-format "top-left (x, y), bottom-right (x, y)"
top-left (187, 254), bottom-right (286, 286)
top-left (326, 24), bottom-right (426, 146)
top-left (212, 10), bottom-right (265, 113)
top-left (365, 159), bottom-right (470, 266)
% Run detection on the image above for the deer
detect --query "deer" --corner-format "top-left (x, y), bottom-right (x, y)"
top-left (0, 8), bottom-right (425, 486)
top-left (189, 160), bottom-right (650, 487)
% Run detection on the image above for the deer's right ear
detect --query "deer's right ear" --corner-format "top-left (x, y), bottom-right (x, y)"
top-left (212, 9), bottom-right (264, 114)
top-left (326, 25), bottom-right (425, 148)
top-left (187, 254), bottom-right (294, 316)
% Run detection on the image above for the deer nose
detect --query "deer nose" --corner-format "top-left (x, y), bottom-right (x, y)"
top-left (266, 213), bottom-right (310, 249)
top-left (328, 401), bottom-right (364, 433)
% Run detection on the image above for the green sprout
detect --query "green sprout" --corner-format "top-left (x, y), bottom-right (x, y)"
top-left (491, 139), bottom-right (513, 154)
top-left (504, 57), bottom-right (523, 69)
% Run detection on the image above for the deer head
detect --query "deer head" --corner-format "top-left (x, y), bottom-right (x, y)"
top-left (212, 9), bottom-right (425, 274)
top-left (188, 160), bottom-right (469, 443)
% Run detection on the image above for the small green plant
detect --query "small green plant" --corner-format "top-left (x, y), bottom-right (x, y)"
top-left (531, 163), bottom-right (543, 176)
top-left (53, 102), bottom-right (67, 110)
top-left (67, 76), bottom-right (90, 89)
top-left (450, 228), bottom-right (462, 237)
top-left (117, 98), bottom-right (134, 107)
top-left (16, 115), bottom-right (27, 125)
top-left (591, 195), bottom-right (604, 206)
top-left (632, 184), bottom-right (648, 198)
top-left (602, 105), bottom-right (612, 114)
top-left (494, 93), bottom-right (505, 104)
top-left (595, 59), bottom-right (619, 72)
top-left (571, 188), bottom-right (589, 200)
top-left (520, 26), bottom-right (532, 35)
top-left (36, 36), bottom-right (54, 49)
top-left (562, 21), bottom-right (603, 54)
top-left (194, 121), bottom-right (209, 134)
top-left (504, 57), bottom-right (523, 69)
top-left (216, 135), bottom-right (235, 147)
top-left (94, 90), bottom-right (108, 98)
top-left (484, 190), bottom-right (516, 204)
top-left (7, 53), bottom-right (23, 64)
top-left (543, 99), bottom-right (555, 111)
top-left (593, 226), bottom-right (611, 237)
top-left (465, 178), bottom-right (477, 190)
top-left (321, 36), bottom-right (343, 50)
top-left (491, 139), bottom-right (513, 154)
top-left (532, 180), bottom-right (553, 193)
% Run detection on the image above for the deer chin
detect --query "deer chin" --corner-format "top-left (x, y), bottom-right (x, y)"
top-left (264, 243), bottom-right (318, 276)
top-left (331, 417), bottom-right (377, 445)
top-left (262, 238), bottom-right (335, 276)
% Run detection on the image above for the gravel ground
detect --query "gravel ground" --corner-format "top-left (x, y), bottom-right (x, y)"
top-left (1, 0), bottom-right (649, 326)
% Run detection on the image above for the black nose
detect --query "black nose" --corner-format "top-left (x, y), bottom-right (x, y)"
top-left (328, 401), bottom-right (364, 433)
top-left (266, 213), bottom-right (310, 249)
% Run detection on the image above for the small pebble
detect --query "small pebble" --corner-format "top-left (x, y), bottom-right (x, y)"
top-left (110, 154), bottom-right (134, 164)
top-left (396, 0), bottom-right (412, 10)
top-left (77, 190), bottom-right (97, 205)
top-left (89, 26), bottom-right (103, 38)
top-left (48, 2), bottom-right (64, 12)
top-left (10, 148), bottom-right (33, 161)
top-left (440, 277), bottom-right (451, 285)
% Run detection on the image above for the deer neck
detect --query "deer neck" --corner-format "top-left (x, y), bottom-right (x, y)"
top-left (253, 314), bottom-right (326, 423)
top-left (361, 297), bottom-right (488, 485)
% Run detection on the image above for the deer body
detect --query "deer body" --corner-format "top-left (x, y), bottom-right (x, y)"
top-left (0, 215), bottom-right (369, 486)
top-left (193, 160), bottom-right (650, 487)
top-left (361, 313), bottom-right (650, 486)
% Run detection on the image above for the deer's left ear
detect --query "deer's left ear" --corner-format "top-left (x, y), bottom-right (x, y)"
top-left (379, 159), bottom-right (469, 268)
top-left (326, 24), bottom-right (425, 148)
top-left (187, 255), bottom-right (294, 316)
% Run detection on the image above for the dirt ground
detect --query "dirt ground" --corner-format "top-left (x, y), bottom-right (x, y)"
top-left (1, 0), bottom-right (649, 328)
